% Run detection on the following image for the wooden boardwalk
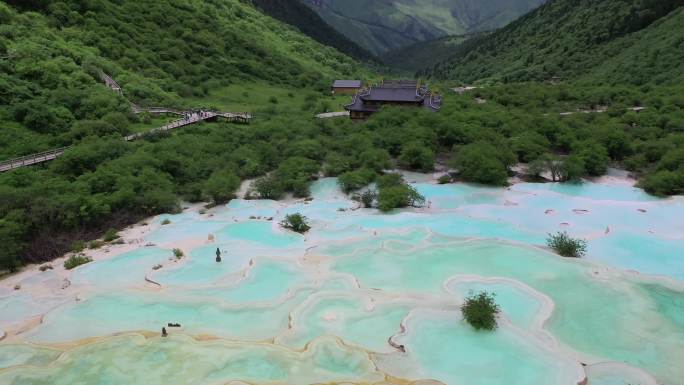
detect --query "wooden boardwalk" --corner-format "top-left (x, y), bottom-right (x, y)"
top-left (315, 111), bottom-right (349, 119)
top-left (0, 148), bottom-right (70, 173)
top-left (0, 73), bottom-right (252, 173)
top-left (100, 72), bottom-right (122, 95)
top-left (1, 111), bottom-right (252, 173)
top-left (131, 106), bottom-right (185, 115)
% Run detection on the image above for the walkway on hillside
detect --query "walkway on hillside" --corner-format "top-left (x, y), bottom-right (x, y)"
top-left (315, 111), bottom-right (349, 119)
top-left (1, 110), bottom-right (251, 173)
top-left (0, 74), bottom-right (252, 173)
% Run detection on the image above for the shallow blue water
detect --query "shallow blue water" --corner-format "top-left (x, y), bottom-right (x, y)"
top-left (1, 177), bottom-right (682, 385)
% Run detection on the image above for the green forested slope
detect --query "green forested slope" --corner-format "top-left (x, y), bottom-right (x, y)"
top-left (0, 0), bottom-right (362, 159)
top-left (303, 0), bottom-right (545, 55)
top-left (423, 0), bottom-right (684, 84)
top-left (1, 0), bottom-right (683, 275)
top-left (0, 0), bottom-right (366, 269)
top-left (250, 0), bottom-right (375, 61)
top-left (381, 34), bottom-right (476, 72)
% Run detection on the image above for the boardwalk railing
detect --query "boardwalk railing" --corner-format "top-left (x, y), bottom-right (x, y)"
top-left (0, 147), bottom-right (70, 173)
top-left (1, 109), bottom-right (252, 173)
top-left (100, 72), bottom-right (122, 95)
top-left (0, 71), bottom-right (250, 172)
top-left (131, 106), bottom-right (185, 115)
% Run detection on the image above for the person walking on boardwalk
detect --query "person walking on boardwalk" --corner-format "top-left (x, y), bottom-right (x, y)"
top-left (215, 247), bottom-right (222, 262)
top-left (162, 327), bottom-right (168, 337)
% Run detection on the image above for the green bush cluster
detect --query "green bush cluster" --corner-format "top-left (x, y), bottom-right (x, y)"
top-left (63, 254), bottom-right (92, 270)
top-left (280, 213), bottom-right (311, 234)
top-left (376, 174), bottom-right (425, 212)
top-left (102, 228), bottom-right (119, 243)
top-left (172, 248), bottom-right (184, 259)
top-left (546, 231), bottom-right (588, 258)
top-left (461, 291), bottom-right (500, 331)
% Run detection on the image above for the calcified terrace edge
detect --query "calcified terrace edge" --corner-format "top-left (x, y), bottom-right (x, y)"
top-left (0, 173), bottom-right (674, 385)
top-left (2, 233), bottom-right (666, 385)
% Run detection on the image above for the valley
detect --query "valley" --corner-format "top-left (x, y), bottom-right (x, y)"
top-left (303, 0), bottom-right (546, 55)
top-left (0, 1), bottom-right (683, 385)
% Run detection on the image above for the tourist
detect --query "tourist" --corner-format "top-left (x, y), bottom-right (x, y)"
top-left (215, 247), bottom-right (221, 262)
top-left (161, 327), bottom-right (168, 337)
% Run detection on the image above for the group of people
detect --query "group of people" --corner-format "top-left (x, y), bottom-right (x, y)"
top-left (181, 109), bottom-right (212, 122)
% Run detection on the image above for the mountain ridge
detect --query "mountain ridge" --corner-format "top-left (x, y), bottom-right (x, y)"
top-left (303, 0), bottom-right (546, 55)
top-left (250, 0), bottom-right (376, 61)
top-left (420, 0), bottom-right (684, 84)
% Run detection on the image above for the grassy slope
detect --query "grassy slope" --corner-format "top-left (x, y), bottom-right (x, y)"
top-left (304, 0), bottom-right (544, 55)
top-left (0, 0), bottom-right (364, 159)
top-left (0, 0), bottom-right (370, 266)
top-left (422, 0), bottom-right (684, 84)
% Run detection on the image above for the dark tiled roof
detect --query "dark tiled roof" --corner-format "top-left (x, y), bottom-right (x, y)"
top-left (344, 80), bottom-right (442, 115)
top-left (332, 80), bottom-right (362, 88)
top-left (380, 80), bottom-right (418, 88)
top-left (345, 96), bottom-right (379, 113)
top-left (360, 87), bottom-right (423, 102)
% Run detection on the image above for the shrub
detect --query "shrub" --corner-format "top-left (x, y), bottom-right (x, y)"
top-left (89, 240), bottom-right (105, 249)
top-left (338, 168), bottom-right (377, 193)
top-left (359, 189), bottom-right (377, 208)
top-left (71, 240), bottom-right (86, 252)
top-left (575, 141), bottom-right (610, 176)
top-left (252, 176), bottom-right (284, 200)
top-left (204, 169), bottom-right (240, 204)
top-left (398, 141), bottom-right (435, 171)
top-left (161, 218), bottom-right (171, 225)
top-left (103, 228), bottom-right (119, 242)
top-left (280, 213), bottom-right (311, 233)
top-left (172, 248), bottom-right (184, 259)
top-left (438, 174), bottom-right (452, 184)
top-left (376, 174), bottom-right (425, 212)
top-left (451, 142), bottom-right (514, 186)
top-left (546, 231), bottom-right (587, 258)
top-left (461, 291), bottom-right (500, 331)
top-left (64, 255), bottom-right (92, 270)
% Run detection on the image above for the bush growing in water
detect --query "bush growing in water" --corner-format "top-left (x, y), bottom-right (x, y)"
top-left (172, 248), bottom-right (184, 259)
top-left (376, 174), bottom-right (425, 212)
top-left (280, 213), bottom-right (311, 233)
top-left (546, 231), bottom-right (587, 258)
top-left (161, 219), bottom-right (171, 225)
top-left (64, 255), bottom-right (92, 270)
top-left (461, 291), bottom-right (500, 331)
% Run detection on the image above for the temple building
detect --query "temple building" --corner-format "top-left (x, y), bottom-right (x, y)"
top-left (344, 80), bottom-right (442, 120)
top-left (331, 80), bottom-right (362, 95)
